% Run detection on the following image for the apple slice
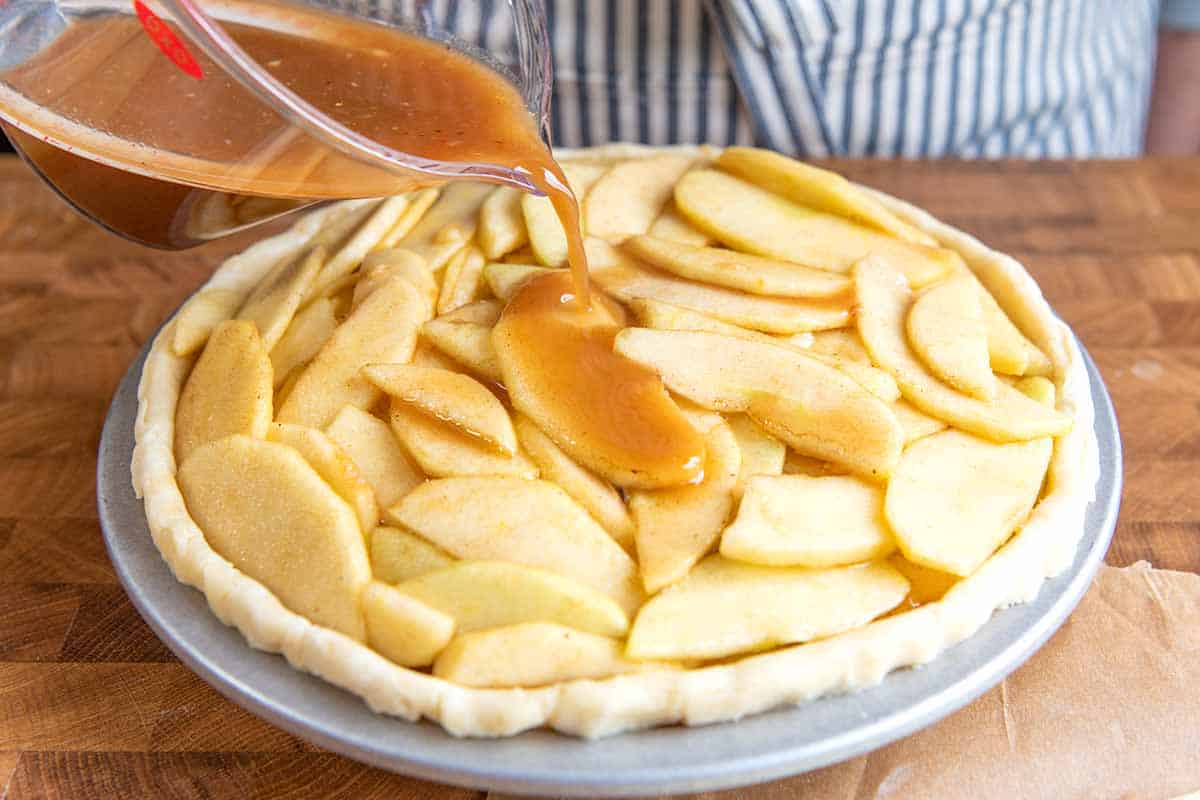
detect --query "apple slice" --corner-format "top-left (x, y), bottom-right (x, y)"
top-left (854, 258), bottom-right (1071, 442)
top-left (420, 318), bottom-right (502, 383)
top-left (630, 419), bottom-right (741, 594)
top-left (175, 320), bottom-right (273, 464)
top-left (888, 554), bottom-right (959, 605)
top-left (484, 262), bottom-right (558, 303)
top-left (370, 525), bottom-right (454, 584)
top-left (649, 202), bottom-right (713, 246)
top-left (807, 328), bottom-right (872, 362)
top-left (614, 328), bottom-right (903, 480)
top-left (623, 235), bottom-right (851, 298)
top-left (354, 249), bottom-right (436, 316)
top-left (397, 561), bottom-right (629, 637)
top-left (437, 300), bottom-right (503, 326)
top-left (277, 275), bottom-right (426, 428)
top-left (306, 196), bottom-right (411, 298)
top-left (513, 415), bottom-right (635, 551)
top-left (378, 188), bottom-right (440, 248)
top-left (269, 296), bottom-right (338, 387)
top-left (717, 147), bottom-right (936, 245)
top-left (1015, 375), bottom-right (1056, 407)
top-left (907, 275), bottom-right (996, 401)
top-left (178, 436), bottom-right (370, 640)
top-left (364, 364), bottom-right (516, 455)
top-left (588, 238), bottom-right (849, 334)
top-left (388, 477), bottom-right (644, 614)
top-left (479, 186), bottom-right (529, 259)
top-left (388, 400), bottom-right (536, 480)
top-left (361, 581), bottom-right (454, 667)
top-left (675, 169), bottom-right (955, 288)
top-left (970, 271), bottom-right (1053, 376)
top-left (585, 155), bottom-right (696, 241)
top-left (268, 423), bottom-right (379, 534)
top-left (626, 556), bottom-right (908, 661)
top-left (494, 271), bottom-right (706, 489)
top-left (325, 405), bottom-right (422, 509)
top-left (726, 415), bottom-right (786, 497)
top-left (891, 400), bottom-right (947, 445)
top-left (434, 622), bottom-right (656, 688)
top-left (720, 474), bottom-right (894, 567)
top-left (782, 451), bottom-right (847, 477)
top-left (885, 429), bottom-right (1053, 576)
top-left (172, 288), bottom-right (243, 356)
top-left (523, 163), bottom-right (607, 267)
top-left (399, 182), bottom-right (494, 255)
top-left (437, 245), bottom-right (486, 315)
top-left (237, 246), bottom-right (325, 350)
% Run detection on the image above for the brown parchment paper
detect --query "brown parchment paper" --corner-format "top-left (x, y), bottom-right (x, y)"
top-left (491, 563), bottom-right (1200, 800)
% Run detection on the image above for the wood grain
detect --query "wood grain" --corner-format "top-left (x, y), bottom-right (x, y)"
top-left (0, 157), bottom-right (1197, 798)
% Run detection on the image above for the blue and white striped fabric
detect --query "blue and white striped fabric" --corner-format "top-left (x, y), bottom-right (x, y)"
top-left (419, 0), bottom-right (1172, 157)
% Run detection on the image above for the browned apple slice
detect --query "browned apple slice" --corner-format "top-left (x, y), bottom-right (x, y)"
top-left (493, 271), bottom-right (706, 489)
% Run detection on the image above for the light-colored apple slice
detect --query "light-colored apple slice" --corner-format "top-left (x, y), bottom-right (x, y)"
top-left (523, 163), bottom-right (607, 267)
top-left (437, 245), bottom-right (487, 315)
top-left (494, 271), bottom-right (706, 489)
top-left (588, 238), bottom-right (849, 334)
top-left (388, 477), bottom-right (643, 614)
top-left (307, 196), bottom-right (411, 298)
top-left (324, 406), bottom-right (423, 509)
top-left (726, 414), bottom-right (785, 497)
top-left (388, 401), bottom-right (536, 480)
top-left (397, 561), bottom-right (629, 637)
top-left (720, 474), bottom-right (894, 567)
top-left (434, 622), bottom-right (655, 688)
top-left (484, 262), bottom-right (558, 303)
top-left (907, 274), bottom-right (996, 401)
top-left (421, 319), bottom-right (502, 383)
top-left (399, 182), bottom-right (494, 255)
top-left (277, 276), bottom-right (426, 428)
top-left (970, 271), bottom-right (1053, 376)
top-left (379, 188), bottom-right (440, 248)
top-left (614, 328), bottom-right (903, 480)
top-left (177, 436), bottom-right (370, 640)
top-left (623, 235), bottom-right (851, 298)
top-left (267, 422), bottom-right (379, 534)
top-left (408, 343), bottom-right (461, 372)
top-left (361, 581), bottom-right (454, 667)
top-left (176, 320), bottom-right (273, 464)
top-left (886, 429), bottom-right (1052, 576)
top-left (172, 288), bottom-right (243, 356)
top-left (626, 556), bottom-right (908, 661)
top-left (675, 169), bottom-right (955, 289)
top-left (364, 364), bottom-right (516, 455)
top-left (237, 246), bottom-right (325, 350)
top-left (888, 554), bottom-right (959, 605)
top-left (269, 296), bottom-right (338, 388)
top-left (585, 155), bottom-right (695, 241)
top-left (370, 526), bottom-right (454, 584)
top-left (630, 420), bottom-right (741, 594)
top-left (479, 186), bottom-right (529, 259)
top-left (717, 147), bottom-right (936, 245)
top-left (1015, 375), bottom-right (1056, 407)
top-left (649, 202), bottom-right (713, 246)
top-left (438, 299), bottom-right (503, 326)
top-left (854, 258), bottom-right (1071, 442)
top-left (891, 400), bottom-right (948, 444)
top-left (513, 415), bottom-right (635, 551)
top-left (807, 328), bottom-right (872, 362)
top-left (354, 249), bottom-right (436, 315)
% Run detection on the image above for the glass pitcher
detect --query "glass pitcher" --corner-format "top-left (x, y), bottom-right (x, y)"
top-left (0, 0), bottom-right (552, 247)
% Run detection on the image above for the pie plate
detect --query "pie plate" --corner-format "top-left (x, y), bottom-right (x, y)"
top-left (98, 333), bottom-right (1121, 797)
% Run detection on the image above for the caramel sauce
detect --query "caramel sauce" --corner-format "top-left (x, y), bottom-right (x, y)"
top-left (494, 272), bottom-right (705, 489)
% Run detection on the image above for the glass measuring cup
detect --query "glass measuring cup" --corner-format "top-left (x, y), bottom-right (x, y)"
top-left (0, 0), bottom-right (552, 247)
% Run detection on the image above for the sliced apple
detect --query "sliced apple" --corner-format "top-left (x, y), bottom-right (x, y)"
top-left (588, 238), bottom-right (849, 334)
top-left (398, 182), bottom-right (494, 255)
top-left (379, 188), bottom-right (440, 248)
top-left (807, 328), bottom-right (872, 363)
top-left (276, 275), bottom-right (426, 428)
top-left (484, 262), bottom-right (558, 303)
top-left (782, 451), bottom-right (847, 477)
top-left (369, 525), bottom-right (454, 584)
top-left (649, 202), bottom-right (713, 246)
top-left (434, 622), bottom-right (655, 689)
top-left (726, 414), bottom-right (786, 497)
top-left (675, 169), bottom-right (954, 288)
top-left (906, 274), bottom-right (996, 401)
top-left (623, 235), bottom-right (851, 298)
top-left (176, 320), bottom-right (273, 464)
top-left (361, 581), bottom-right (454, 667)
top-left (885, 429), bottom-right (1053, 577)
top-left (388, 477), bottom-right (643, 614)
top-left (177, 436), bottom-right (369, 640)
top-left (971, 271), bottom-right (1053, 376)
top-left (420, 318), bottom-right (502, 383)
top-left (494, 271), bottom-right (706, 489)
top-left (888, 554), bottom-right (959, 605)
top-left (1015, 375), bottom-right (1056, 407)
top-left (522, 163), bottom-right (607, 267)
top-left (437, 245), bottom-right (487, 315)
top-left (585, 155), bottom-right (695, 241)
top-left (854, 258), bottom-right (1071, 442)
top-left (717, 147), bottom-right (936, 245)
top-left (307, 195), bottom-right (410, 298)
top-left (438, 299), bottom-right (503, 326)
top-left (364, 364), bottom-right (516, 455)
top-left (513, 415), bottom-right (635, 551)
top-left (267, 422), bottom-right (379, 534)
top-left (388, 400), bottom-right (536, 479)
top-left (891, 400), bottom-right (948, 445)
top-left (479, 186), bottom-right (529, 259)
top-left (172, 288), bottom-right (243, 356)
top-left (630, 419), bottom-right (741, 594)
top-left (354, 249), bottom-right (437, 316)
top-left (397, 561), bottom-right (629, 637)
top-left (720, 474), bottom-right (894, 567)
top-left (269, 296), bottom-right (338, 388)
top-left (614, 328), bottom-right (903, 480)
top-left (626, 556), bottom-right (908, 661)
top-left (237, 246), bottom-right (325, 350)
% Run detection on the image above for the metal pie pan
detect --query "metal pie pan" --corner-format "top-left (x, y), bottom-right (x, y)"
top-left (98, 338), bottom-right (1121, 797)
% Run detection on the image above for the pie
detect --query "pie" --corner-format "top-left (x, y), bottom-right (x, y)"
top-left (132, 145), bottom-right (1099, 738)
